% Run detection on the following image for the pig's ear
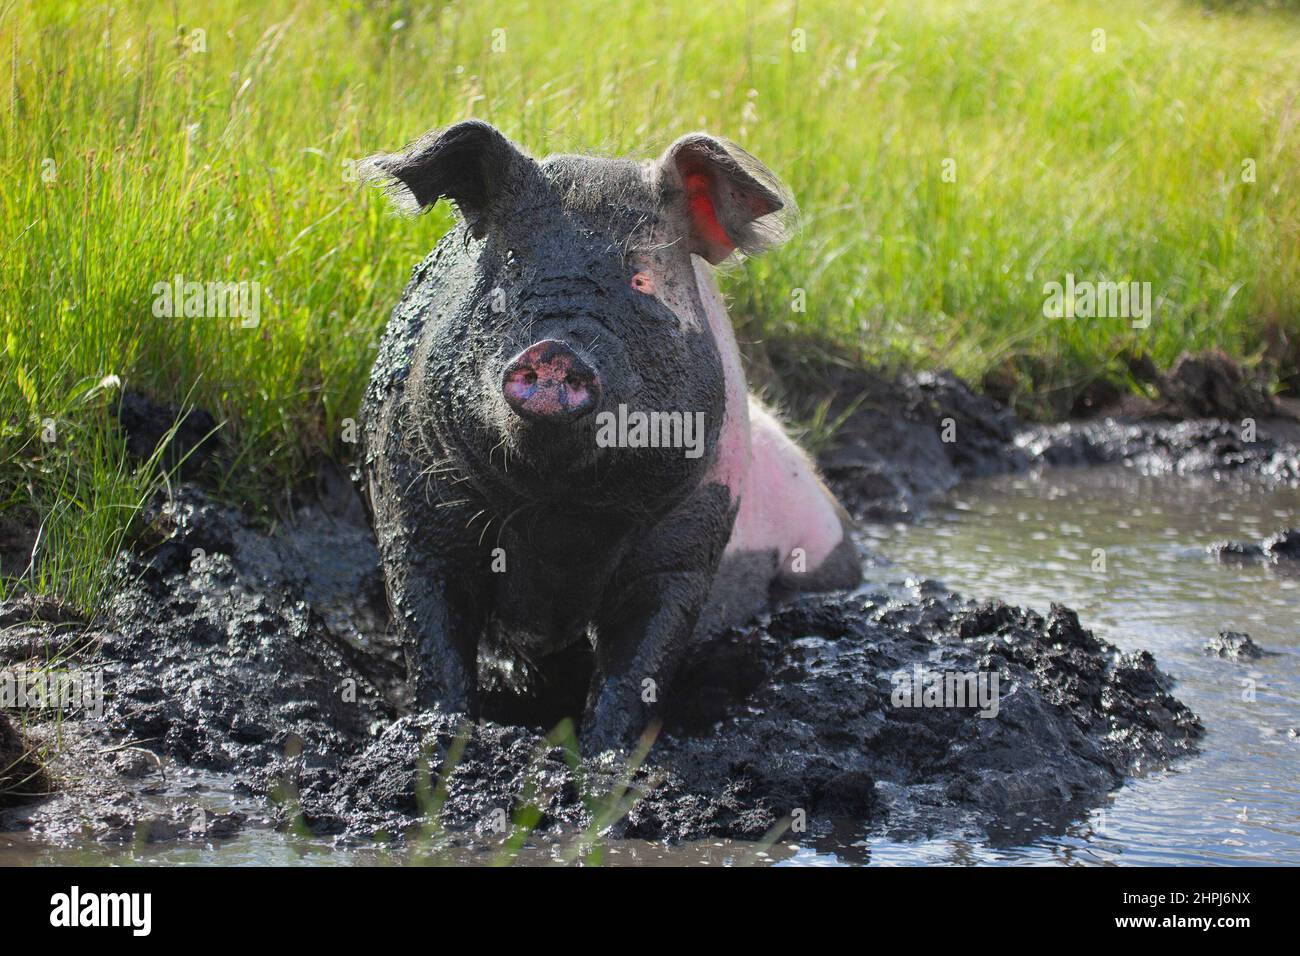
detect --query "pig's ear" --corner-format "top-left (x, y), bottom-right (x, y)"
top-left (360, 120), bottom-right (529, 236)
top-left (658, 133), bottom-right (796, 264)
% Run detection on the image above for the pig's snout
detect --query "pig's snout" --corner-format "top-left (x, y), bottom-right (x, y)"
top-left (502, 340), bottom-right (601, 423)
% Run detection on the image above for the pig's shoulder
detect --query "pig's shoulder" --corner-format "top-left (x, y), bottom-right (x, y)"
top-left (363, 232), bottom-right (472, 410)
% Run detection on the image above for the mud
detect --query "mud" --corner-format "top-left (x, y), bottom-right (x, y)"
top-left (1209, 529), bottom-right (1300, 565)
top-left (801, 367), bottom-right (1300, 522)
top-left (292, 588), bottom-right (1205, 846)
top-left (0, 511), bottom-right (38, 580)
top-left (6, 361), bottom-right (1296, 852)
top-left (1154, 350), bottom-right (1278, 421)
top-left (0, 713), bottom-right (49, 809)
top-left (812, 370), bottom-right (1026, 520)
top-left (115, 390), bottom-right (220, 478)
top-left (0, 487), bottom-right (1202, 849)
top-left (1203, 631), bottom-right (1271, 661)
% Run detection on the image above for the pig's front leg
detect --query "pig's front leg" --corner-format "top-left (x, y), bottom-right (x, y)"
top-left (383, 547), bottom-right (483, 715)
top-left (367, 439), bottom-right (485, 716)
top-left (584, 484), bottom-right (736, 755)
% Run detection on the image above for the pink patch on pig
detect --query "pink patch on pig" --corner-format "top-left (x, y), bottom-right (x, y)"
top-left (695, 261), bottom-right (751, 494)
top-left (726, 403), bottom-right (845, 571)
top-left (692, 261), bottom-right (845, 577)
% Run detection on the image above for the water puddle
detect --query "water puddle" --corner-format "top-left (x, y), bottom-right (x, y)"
top-left (856, 464), bottom-right (1300, 864)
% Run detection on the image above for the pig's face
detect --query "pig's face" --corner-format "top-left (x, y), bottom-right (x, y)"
top-left (450, 157), bottom-right (721, 498)
top-left (364, 122), bottom-right (791, 509)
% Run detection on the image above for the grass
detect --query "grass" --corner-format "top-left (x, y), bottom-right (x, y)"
top-left (2, 0), bottom-right (1299, 609)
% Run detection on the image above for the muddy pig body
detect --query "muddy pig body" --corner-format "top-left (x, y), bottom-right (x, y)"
top-left (360, 121), bottom-right (859, 752)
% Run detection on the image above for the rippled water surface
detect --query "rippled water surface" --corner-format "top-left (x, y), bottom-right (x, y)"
top-left (3, 464), bottom-right (1296, 866)
top-left (855, 464), bottom-right (1300, 865)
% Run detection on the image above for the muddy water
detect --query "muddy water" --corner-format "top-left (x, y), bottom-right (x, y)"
top-left (859, 464), bottom-right (1300, 865)
top-left (2, 464), bottom-right (1296, 866)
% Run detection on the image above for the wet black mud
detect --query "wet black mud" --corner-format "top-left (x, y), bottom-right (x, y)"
top-left (114, 389), bottom-right (221, 478)
top-left (812, 368), bottom-right (1300, 522)
top-left (815, 370), bottom-right (1025, 520)
top-left (0, 493), bottom-right (1205, 848)
top-left (1203, 631), bottom-right (1272, 662)
top-left (1209, 528), bottom-right (1300, 566)
top-left (6, 367), bottom-right (1298, 852)
top-left (0, 713), bottom-right (48, 809)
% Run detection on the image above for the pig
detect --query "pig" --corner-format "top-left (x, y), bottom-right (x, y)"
top-left (359, 120), bottom-right (860, 753)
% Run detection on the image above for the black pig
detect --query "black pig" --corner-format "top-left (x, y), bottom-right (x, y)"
top-left (360, 121), bottom-right (859, 752)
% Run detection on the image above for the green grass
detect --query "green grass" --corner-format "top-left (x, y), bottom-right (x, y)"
top-left (2, 0), bottom-right (1299, 609)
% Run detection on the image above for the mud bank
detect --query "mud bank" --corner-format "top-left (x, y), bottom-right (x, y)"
top-left (0, 713), bottom-right (48, 809)
top-left (809, 367), bottom-right (1300, 521)
top-left (6, 366), bottom-right (1297, 851)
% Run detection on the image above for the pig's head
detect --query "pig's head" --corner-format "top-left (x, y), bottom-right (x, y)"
top-left (363, 120), bottom-right (792, 510)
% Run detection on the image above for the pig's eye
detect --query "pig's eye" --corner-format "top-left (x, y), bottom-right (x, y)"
top-left (630, 272), bottom-right (655, 295)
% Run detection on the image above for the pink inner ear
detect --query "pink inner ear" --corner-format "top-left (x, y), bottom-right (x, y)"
top-left (682, 168), bottom-right (735, 258)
